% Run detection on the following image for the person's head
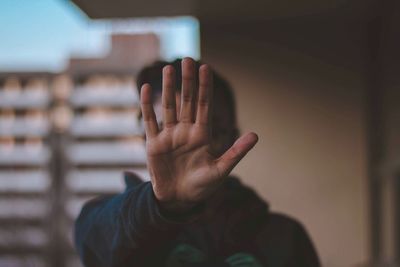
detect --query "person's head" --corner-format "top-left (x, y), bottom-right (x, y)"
top-left (136, 59), bottom-right (239, 156)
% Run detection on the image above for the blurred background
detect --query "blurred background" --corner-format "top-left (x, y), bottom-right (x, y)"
top-left (0, 0), bottom-right (399, 266)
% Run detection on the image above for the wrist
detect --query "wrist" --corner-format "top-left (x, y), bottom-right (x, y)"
top-left (152, 183), bottom-right (198, 214)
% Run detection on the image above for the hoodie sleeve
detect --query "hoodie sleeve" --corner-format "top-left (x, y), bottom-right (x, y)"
top-left (288, 220), bottom-right (320, 267)
top-left (74, 175), bottom-right (194, 267)
top-left (259, 213), bottom-right (320, 267)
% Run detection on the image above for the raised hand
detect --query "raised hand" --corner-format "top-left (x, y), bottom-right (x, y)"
top-left (140, 58), bottom-right (258, 212)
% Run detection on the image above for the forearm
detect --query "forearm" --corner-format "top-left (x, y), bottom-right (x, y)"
top-left (74, 182), bottom-right (187, 267)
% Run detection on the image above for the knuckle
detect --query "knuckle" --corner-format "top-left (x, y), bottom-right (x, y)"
top-left (162, 102), bottom-right (175, 109)
top-left (198, 98), bottom-right (208, 106)
top-left (183, 94), bottom-right (192, 102)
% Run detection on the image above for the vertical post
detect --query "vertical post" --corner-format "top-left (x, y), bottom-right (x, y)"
top-left (47, 75), bottom-right (73, 267)
top-left (366, 15), bottom-right (384, 266)
top-left (395, 170), bottom-right (400, 264)
top-left (47, 131), bottom-right (68, 267)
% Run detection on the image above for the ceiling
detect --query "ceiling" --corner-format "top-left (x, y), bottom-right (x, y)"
top-left (70, 0), bottom-right (377, 22)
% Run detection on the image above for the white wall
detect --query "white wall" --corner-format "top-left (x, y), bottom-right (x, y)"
top-left (201, 17), bottom-right (369, 266)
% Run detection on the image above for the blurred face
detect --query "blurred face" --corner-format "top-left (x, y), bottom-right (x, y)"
top-left (151, 91), bottom-right (238, 157)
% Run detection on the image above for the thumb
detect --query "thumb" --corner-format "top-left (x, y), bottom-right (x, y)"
top-left (215, 132), bottom-right (258, 177)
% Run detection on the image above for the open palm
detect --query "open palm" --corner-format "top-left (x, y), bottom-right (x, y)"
top-left (140, 58), bottom-right (258, 212)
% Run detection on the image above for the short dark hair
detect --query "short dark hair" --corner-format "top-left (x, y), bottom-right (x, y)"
top-left (136, 59), bottom-right (237, 124)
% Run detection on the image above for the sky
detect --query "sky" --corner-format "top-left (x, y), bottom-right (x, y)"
top-left (0, 0), bottom-right (200, 72)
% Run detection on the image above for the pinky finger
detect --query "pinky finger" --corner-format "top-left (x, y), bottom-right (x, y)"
top-left (140, 84), bottom-right (159, 138)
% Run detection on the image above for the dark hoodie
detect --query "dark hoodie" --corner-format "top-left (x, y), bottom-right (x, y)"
top-left (75, 173), bottom-right (320, 267)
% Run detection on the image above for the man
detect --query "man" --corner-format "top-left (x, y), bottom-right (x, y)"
top-left (75, 58), bottom-right (320, 267)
